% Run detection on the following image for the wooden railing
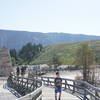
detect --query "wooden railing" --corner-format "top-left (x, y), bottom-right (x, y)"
top-left (7, 74), bottom-right (42, 100)
top-left (16, 86), bottom-right (42, 100)
top-left (7, 74), bottom-right (100, 100)
top-left (35, 76), bottom-right (100, 100)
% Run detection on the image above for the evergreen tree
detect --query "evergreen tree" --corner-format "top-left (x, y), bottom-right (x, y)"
top-left (19, 43), bottom-right (43, 64)
top-left (10, 49), bottom-right (17, 60)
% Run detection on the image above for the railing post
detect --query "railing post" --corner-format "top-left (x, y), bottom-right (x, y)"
top-left (36, 79), bottom-right (38, 89)
top-left (47, 77), bottom-right (49, 85)
top-left (27, 78), bottom-right (28, 89)
top-left (41, 77), bottom-right (43, 83)
top-left (17, 77), bottom-right (19, 84)
top-left (73, 81), bottom-right (75, 93)
top-left (65, 80), bottom-right (67, 90)
top-left (95, 91), bottom-right (99, 100)
top-left (22, 77), bottom-right (23, 86)
top-left (83, 88), bottom-right (86, 100)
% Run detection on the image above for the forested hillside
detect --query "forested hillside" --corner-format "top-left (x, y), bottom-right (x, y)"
top-left (31, 40), bottom-right (100, 65)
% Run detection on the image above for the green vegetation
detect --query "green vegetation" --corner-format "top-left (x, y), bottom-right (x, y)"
top-left (31, 40), bottom-right (100, 65)
top-left (75, 43), bottom-right (96, 83)
top-left (10, 43), bottom-right (43, 65)
top-left (49, 53), bottom-right (62, 70)
top-left (10, 40), bottom-right (100, 66)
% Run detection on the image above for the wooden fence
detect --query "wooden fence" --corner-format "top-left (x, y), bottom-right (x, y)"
top-left (36, 76), bottom-right (100, 100)
top-left (7, 74), bottom-right (42, 100)
top-left (7, 74), bottom-right (100, 100)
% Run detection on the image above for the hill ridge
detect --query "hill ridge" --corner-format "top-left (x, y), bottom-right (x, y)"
top-left (0, 29), bottom-right (100, 49)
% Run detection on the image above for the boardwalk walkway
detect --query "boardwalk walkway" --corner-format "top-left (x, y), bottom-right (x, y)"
top-left (0, 79), bottom-right (17, 100)
top-left (0, 80), bottom-right (80, 100)
top-left (42, 86), bottom-right (79, 100)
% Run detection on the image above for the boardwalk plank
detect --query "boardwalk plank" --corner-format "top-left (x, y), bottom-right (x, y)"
top-left (42, 86), bottom-right (79, 100)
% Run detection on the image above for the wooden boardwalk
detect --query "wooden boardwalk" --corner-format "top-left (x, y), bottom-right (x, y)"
top-left (0, 78), bottom-right (79, 100)
top-left (0, 82), bottom-right (80, 100)
top-left (42, 86), bottom-right (79, 100)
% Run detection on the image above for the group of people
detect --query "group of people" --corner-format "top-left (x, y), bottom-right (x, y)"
top-left (16, 66), bottom-right (26, 76)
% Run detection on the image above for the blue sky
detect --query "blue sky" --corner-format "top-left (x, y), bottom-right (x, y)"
top-left (0, 0), bottom-right (100, 36)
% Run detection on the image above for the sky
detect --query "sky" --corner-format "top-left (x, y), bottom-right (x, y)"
top-left (0, 0), bottom-right (100, 36)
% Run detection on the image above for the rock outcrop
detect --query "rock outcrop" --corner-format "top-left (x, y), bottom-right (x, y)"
top-left (0, 48), bottom-right (13, 76)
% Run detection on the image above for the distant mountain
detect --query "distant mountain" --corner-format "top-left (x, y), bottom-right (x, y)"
top-left (0, 30), bottom-right (100, 49)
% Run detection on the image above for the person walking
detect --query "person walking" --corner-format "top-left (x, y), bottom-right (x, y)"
top-left (21, 66), bottom-right (24, 76)
top-left (54, 72), bottom-right (62, 100)
top-left (16, 66), bottom-right (20, 76)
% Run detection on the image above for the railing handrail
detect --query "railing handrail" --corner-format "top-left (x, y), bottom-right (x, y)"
top-left (16, 86), bottom-right (42, 100)
top-left (7, 74), bottom-right (100, 100)
top-left (7, 74), bottom-right (42, 100)
top-left (41, 76), bottom-right (100, 92)
top-left (36, 76), bottom-right (100, 100)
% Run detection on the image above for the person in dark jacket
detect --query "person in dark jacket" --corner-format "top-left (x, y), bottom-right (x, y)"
top-left (16, 66), bottom-right (20, 76)
top-left (54, 72), bottom-right (62, 100)
top-left (21, 66), bottom-right (24, 76)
